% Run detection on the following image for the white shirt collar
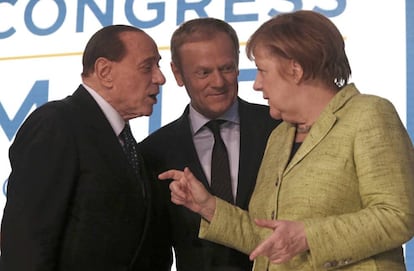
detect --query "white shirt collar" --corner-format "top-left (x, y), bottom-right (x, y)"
top-left (189, 99), bottom-right (240, 135)
top-left (82, 83), bottom-right (125, 136)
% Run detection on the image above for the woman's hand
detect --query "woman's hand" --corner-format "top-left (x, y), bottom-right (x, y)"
top-left (159, 167), bottom-right (216, 221)
top-left (250, 219), bottom-right (309, 263)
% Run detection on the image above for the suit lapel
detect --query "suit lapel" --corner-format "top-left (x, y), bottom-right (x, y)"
top-left (237, 101), bottom-right (265, 206)
top-left (67, 86), bottom-right (135, 183)
top-left (64, 86), bottom-right (149, 268)
top-left (283, 85), bottom-right (360, 175)
top-left (176, 108), bottom-right (210, 188)
top-left (272, 123), bottom-right (296, 181)
top-left (284, 113), bottom-right (337, 174)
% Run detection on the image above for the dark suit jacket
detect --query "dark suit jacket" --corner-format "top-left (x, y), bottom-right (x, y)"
top-left (0, 85), bottom-right (172, 271)
top-left (139, 98), bottom-right (280, 271)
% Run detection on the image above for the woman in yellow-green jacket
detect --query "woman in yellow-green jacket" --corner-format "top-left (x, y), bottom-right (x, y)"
top-left (160, 10), bottom-right (414, 271)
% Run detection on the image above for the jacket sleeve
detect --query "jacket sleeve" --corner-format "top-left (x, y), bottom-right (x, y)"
top-left (199, 197), bottom-right (265, 255)
top-left (1, 105), bottom-right (78, 271)
top-left (304, 97), bottom-right (414, 268)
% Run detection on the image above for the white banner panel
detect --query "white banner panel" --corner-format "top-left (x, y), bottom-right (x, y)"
top-left (0, 0), bottom-right (412, 268)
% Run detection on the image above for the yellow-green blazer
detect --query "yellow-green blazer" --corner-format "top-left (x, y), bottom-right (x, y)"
top-left (200, 84), bottom-right (414, 271)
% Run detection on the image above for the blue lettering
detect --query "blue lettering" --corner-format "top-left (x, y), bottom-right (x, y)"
top-left (25, 0), bottom-right (66, 35)
top-left (0, 80), bottom-right (49, 141)
top-left (407, 239), bottom-right (414, 270)
top-left (407, 0), bottom-right (414, 147)
top-left (267, 0), bottom-right (345, 18)
top-left (149, 87), bottom-right (162, 133)
top-left (0, 0), bottom-right (17, 39)
top-left (268, 0), bottom-right (302, 17)
top-left (407, 0), bottom-right (414, 267)
top-left (177, 0), bottom-right (210, 25)
top-left (3, 178), bottom-right (7, 196)
top-left (313, 0), bottom-right (346, 17)
top-left (125, 0), bottom-right (165, 28)
top-left (239, 68), bottom-right (257, 81)
top-left (76, 0), bottom-right (114, 32)
top-left (0, 1), bottom-right (349, 39)
top-left (225, 0), bottom-right (258, 22)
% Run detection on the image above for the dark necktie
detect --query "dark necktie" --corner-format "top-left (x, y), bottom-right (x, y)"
top-left (205, 120), bottom-right (234, 203)
top-left (119, 123), bottom-right (140, 178)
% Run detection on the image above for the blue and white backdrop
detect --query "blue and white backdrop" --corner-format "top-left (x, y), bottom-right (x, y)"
top-left (0, 0), bottom-right (412, 268)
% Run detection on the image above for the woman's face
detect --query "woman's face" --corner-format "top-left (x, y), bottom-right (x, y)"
top-left (252, 46), bottom-right (302, 122)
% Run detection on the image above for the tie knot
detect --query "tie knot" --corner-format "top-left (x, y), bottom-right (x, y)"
top-left (120, 123), bottom-right (131, 136)
top-left (205, 119), bottom-right (226, 135)
top-left (119, 124), bottom-right (135, 144)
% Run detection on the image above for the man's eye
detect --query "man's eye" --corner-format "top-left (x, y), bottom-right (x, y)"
top-left (195, 70), bottom-right (209, 78)
top-left (140, 65), bottom-right (152, 72)
top-left (221, 65), bottom-right (236, 73)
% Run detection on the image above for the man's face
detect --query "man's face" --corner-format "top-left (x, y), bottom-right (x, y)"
top-left (171, 32), bottom-right (239, 119)
top-left (109, 31), bottom-right (166, 120)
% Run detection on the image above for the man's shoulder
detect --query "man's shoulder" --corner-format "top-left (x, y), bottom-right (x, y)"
top-left (238, 98), bottom-right (270, 114)
top-left (30, 86), bottom-right (85, 116)
top-left (152, 115), bottom-right (186, 134)
top-left (140, 114), bottom-right (188, 147)
top-left (238, 99), bottom-right (279, 124)
top-left (22, 98), bottom-right (71, 127)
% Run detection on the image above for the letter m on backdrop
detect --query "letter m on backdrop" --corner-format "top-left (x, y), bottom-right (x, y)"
top-left (0, 80), bottom-right (49, 141)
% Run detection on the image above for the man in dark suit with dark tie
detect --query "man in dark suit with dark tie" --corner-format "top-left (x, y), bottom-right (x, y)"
top-left (0, 25), bottom-right (172, 271)
top-left (139, 18), bottom-right (281, 271)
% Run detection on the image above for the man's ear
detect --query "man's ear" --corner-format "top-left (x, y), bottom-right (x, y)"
top-left (170, 61), bottom-right (184, 87)
top-left (95, 57), bottom-right (113, 87)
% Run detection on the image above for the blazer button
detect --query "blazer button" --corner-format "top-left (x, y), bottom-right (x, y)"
top-left (323, 262), bottom-right (332, 268)
top-left (323, 260), bottom-right (338, 268)
top-left (271, 210), bottom-right (275, 220)
top-left (275, 178), bottom-right (279, 187)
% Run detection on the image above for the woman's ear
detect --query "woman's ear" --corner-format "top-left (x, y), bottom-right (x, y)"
top-left (291, 60), bottom-right (303, 84)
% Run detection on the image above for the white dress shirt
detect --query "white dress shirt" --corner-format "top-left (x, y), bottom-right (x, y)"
top-left (189, 101), bottom-right (240, 199)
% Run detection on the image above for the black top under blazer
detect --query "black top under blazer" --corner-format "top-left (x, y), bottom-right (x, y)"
top-left (139, 98), bottom-right (281, 271)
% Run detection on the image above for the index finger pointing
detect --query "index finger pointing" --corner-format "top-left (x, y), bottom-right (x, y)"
top-left (158, 169), bottom-right (184, 180)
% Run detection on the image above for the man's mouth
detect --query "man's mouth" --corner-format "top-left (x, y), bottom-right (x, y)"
top-left (149, 93), bottom-right (158, 100)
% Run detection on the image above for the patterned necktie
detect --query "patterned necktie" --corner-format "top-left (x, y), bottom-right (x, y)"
top-left (205, 120), bottom-right (234, 203)
top-left (119, 123), bottom-right (140, 178)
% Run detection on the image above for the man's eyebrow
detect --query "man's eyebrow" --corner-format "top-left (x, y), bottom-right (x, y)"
top-left (139, 55), bottom-right (161, 65)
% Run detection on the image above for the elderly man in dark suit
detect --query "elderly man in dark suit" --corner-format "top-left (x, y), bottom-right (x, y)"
top-left (139, 18), bottom-right (281, 271)
top-left (1, 25), bottom-right (172, 271)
